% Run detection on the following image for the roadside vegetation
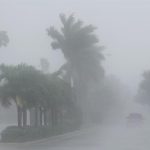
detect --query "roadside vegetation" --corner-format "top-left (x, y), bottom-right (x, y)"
top-left (0, 14), bottom-right (126, 142)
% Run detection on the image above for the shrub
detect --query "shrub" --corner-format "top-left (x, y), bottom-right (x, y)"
top-left (1, 124), bottom-right (80, 143)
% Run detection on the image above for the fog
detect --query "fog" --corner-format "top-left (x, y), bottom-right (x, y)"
top-left (1, 0), bottom-right (150, 92)
top-left (0, 0), bottom-right (150, 149)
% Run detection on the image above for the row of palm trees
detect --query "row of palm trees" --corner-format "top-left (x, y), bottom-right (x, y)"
top-left (0, 14), bottom-right (105, 126)
top-left (0, 64), bottom-right (76, 128)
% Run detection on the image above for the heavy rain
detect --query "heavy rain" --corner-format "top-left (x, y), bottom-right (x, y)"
top-left (0, 0), bottom-right (150, 150)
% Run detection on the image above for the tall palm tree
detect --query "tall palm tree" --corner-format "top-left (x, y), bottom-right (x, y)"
top-left (47, 14), bottom-right (105, 124)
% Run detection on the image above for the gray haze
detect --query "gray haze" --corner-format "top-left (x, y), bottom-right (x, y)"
top-left (0, 0), bottom-right (150, 94)
top-left (0, 1), bottom-right (150, 149)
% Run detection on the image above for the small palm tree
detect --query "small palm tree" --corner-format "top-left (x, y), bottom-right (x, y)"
top-left (0, 31), bottom-right (9, 47)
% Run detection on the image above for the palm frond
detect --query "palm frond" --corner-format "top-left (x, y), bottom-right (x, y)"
top-left (51, 41), bottom-right (61, 49)
top-left (47, 27), bottom-right (65, 44)
top-left (0, 31), bottom-right (9, 47)
top-left (59, 13), bottom-right (67, 25)
top-left (71, 20), bottom-right (83, 32)
top-left (79, 25), bottom-right (97, 35)
top-left (66, 14), bottom-right (75, 28)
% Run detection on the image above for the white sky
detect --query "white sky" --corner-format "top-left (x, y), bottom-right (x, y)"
top-left (0, 0), bottom-right (150, 94)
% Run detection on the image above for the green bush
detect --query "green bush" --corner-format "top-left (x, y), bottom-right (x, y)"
top-left (1, 126), bottom-right (51, 142)
top-left (1, 124), bottom-right (80, 143)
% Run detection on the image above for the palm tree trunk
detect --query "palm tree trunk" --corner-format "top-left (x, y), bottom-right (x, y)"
top-left (23, 107), bottom-right (27, 127)
top-left (55, 108), bottom-right (58, 126)
top-left (47, 109), bottom-right (51, 126)
top-left (51, 107), bottom-right (55, 128)
top-left (43, 109), bottom-right (47, 126)
top-left (59, 109), bottom-right (63, 126)
top-left (35, 105), bottom-right (38, 127)
top-left (17, 106), bottom-right (22, 127)
top-left (39, 107), bottom-right (43, 126)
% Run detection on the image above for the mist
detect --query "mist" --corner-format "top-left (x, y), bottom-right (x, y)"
top-left (0, 0), bottom-right (150, 149)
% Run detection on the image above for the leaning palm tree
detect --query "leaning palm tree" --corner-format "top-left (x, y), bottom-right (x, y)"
top-left (47, 14), bottom-right (105, 124)
top-left (0, 31), bottom-right (9, 47)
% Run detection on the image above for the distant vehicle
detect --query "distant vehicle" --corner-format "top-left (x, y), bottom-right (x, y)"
top-left (126, 113), bottom-right (144, 127)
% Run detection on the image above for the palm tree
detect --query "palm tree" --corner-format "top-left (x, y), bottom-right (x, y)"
top-left (0, 64), bottom-right (22, 127)
top-left (0, 31), bottom-right (9, 47)
top-left (47, 14), bottom-right (105, 123)
top-left (0, 63), bottom-right (75, 128)
top-left (0, 64), bottom-right (46, 127)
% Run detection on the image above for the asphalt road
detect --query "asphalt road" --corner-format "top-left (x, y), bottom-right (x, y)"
top-left (0, 124), bottom-right (150, 150)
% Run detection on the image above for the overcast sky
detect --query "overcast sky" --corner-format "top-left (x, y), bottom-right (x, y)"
top-left (0, 0), bottom-right (150, 94)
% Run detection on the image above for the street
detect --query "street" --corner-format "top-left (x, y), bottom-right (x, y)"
top-left (0, 124), bottom-right (150, 150)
